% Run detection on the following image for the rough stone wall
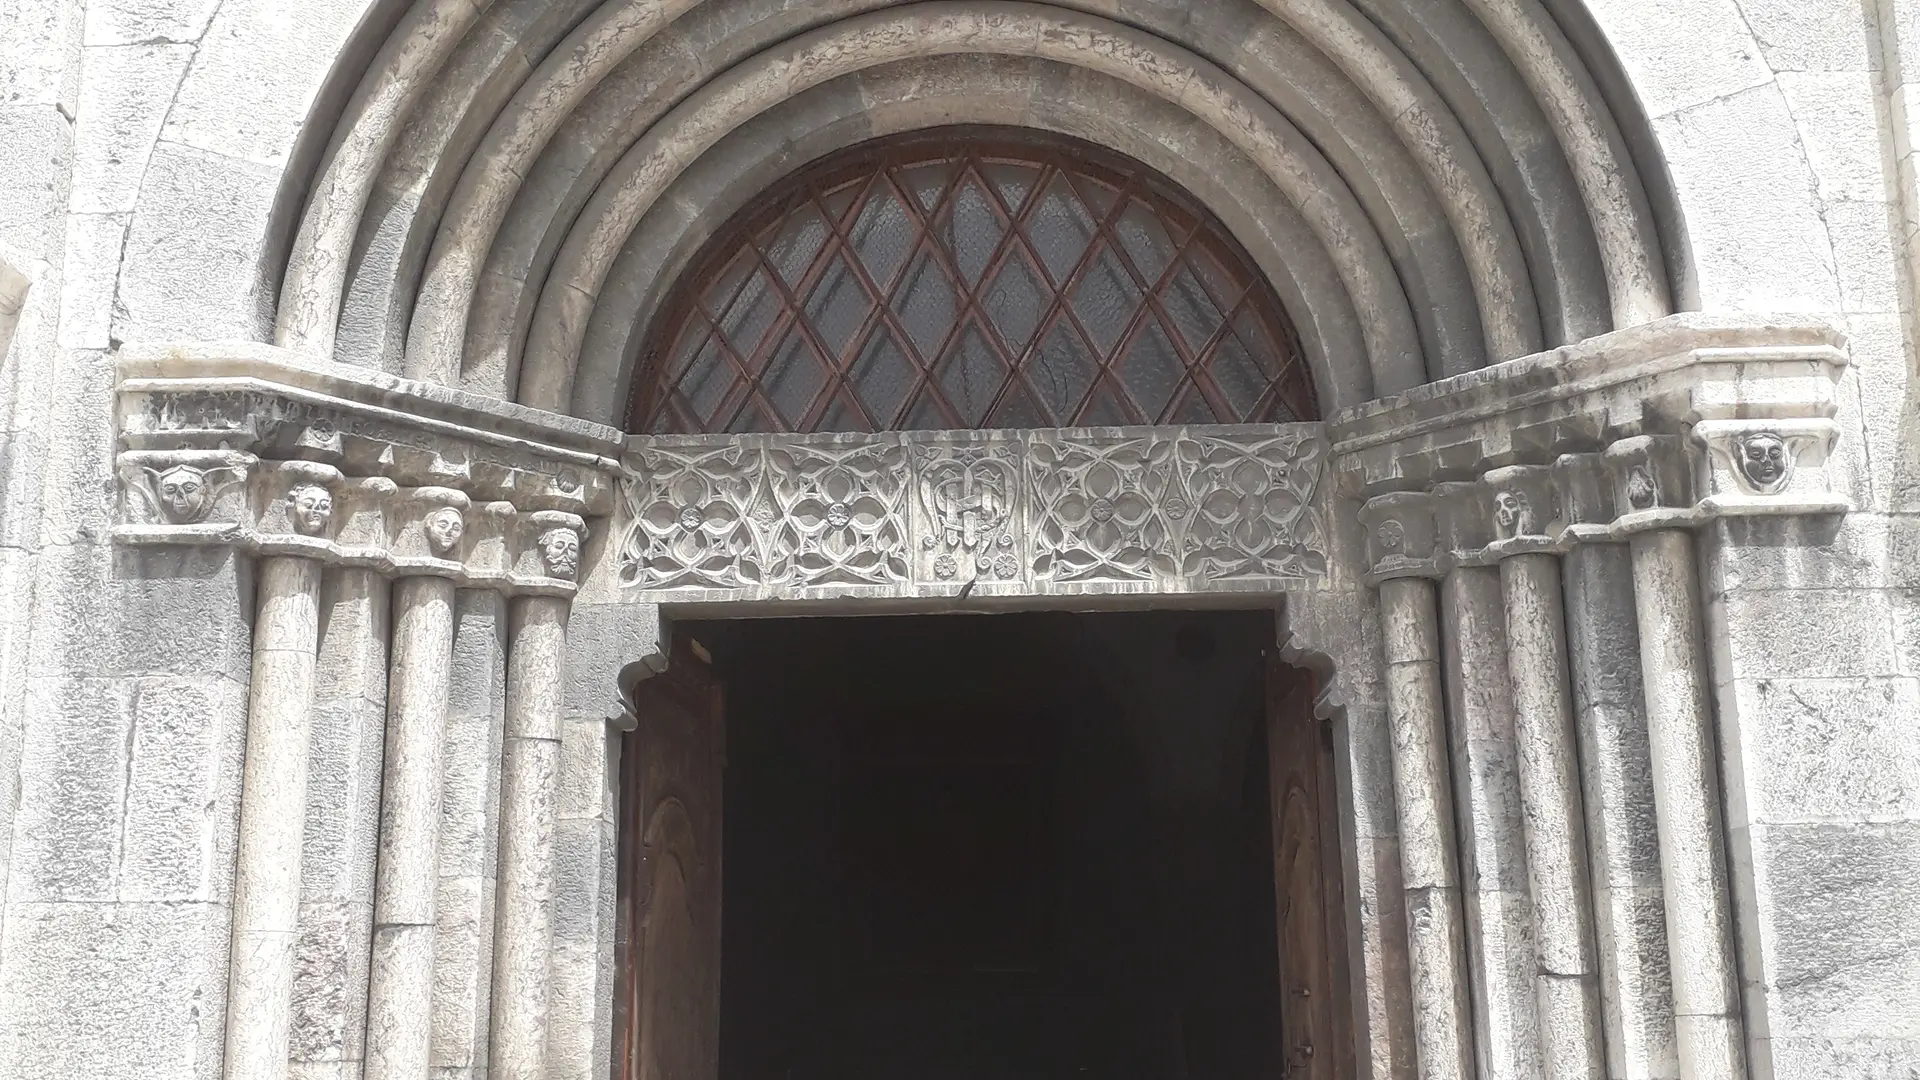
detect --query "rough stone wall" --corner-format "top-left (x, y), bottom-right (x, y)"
top-left (0, 2), bottom-right (373, 1079)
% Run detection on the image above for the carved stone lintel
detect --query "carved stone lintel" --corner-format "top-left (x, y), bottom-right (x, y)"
top-left (617, 425), bottom-right (1328, 601)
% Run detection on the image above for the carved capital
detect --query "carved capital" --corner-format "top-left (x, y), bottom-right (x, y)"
top-left (1358, 492), bottom-right (1439, 582)
top-left (118, 447), bottom-right (256, 531)
top-left (1481, 464), bottom-right (1560, 557)
top-left (1604, 435), bottom-right (1694, 536)
top-left (1694, 418), bottom-right (1847, 517)
top-left (528, 510), bottom-right (587, 582)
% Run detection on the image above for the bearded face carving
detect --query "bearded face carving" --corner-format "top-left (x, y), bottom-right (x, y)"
top-left (1738, 431), bottom-right (1791, 493)
top-left (288, 484), bottom-right (334, 536)
top-left (425, 507), bottom-right (466, 556)
top-left (539, 527), bottom-right (581, 579)
top-left (147, 465), bottom-right (215, 524)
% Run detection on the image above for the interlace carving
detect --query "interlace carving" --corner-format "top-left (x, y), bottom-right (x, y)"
top-left (618, 426), bottom-right (1327, 599)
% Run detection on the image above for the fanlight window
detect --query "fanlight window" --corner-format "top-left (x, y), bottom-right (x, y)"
top-left (633, 133), bottom-right (1316, 433)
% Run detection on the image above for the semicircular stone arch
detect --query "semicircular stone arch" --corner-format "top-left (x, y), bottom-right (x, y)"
top-left (257, 0), bottom-right (1689, 419)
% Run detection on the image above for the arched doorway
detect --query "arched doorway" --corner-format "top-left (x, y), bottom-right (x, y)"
top-left (614, 130), bottom-right (1345, 1080)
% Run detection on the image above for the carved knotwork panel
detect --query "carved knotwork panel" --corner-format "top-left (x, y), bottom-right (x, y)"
top-left (617, 424), bottom-right (1327, 602)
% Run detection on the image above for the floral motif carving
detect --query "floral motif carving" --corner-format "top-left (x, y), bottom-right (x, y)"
top-left (760, 441), bottom-right (910, 587)
top-left (1168, 429), bottom-right (1327, 582)
top-left (1028, 435), bottom-right (1174, 583)
top-left (616, 427), bottom-right (1327, 598)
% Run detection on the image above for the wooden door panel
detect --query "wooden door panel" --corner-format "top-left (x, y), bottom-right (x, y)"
top-left (619, 633), bottom-right (725, 1080)
top-left (1267, 659), bottom-right (1354, 1080)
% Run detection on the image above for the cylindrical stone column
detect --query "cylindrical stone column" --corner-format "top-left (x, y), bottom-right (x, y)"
top-left (489, 595), bottom-right (568, 1079)
top-left (224, 555), bottom-right (324, 1080)
top-left (1499, 551), bottom-right (1605, 1080)
top-left (1628, 528), bottom-right (1746, 1080)
top-left (1379, 576), bottom-right (1476, 1080)
top-left (365, 575), bottom-right (458, 1080)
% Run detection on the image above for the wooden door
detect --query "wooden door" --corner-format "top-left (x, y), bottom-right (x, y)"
top-left (1266, 660), bottom-right (1354, 1080)
top-left (617, 632), bottom-right (725, 1080)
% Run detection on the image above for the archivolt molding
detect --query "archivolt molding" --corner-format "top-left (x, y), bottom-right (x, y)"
top-left (270, 0), bottom-right (1678, 419)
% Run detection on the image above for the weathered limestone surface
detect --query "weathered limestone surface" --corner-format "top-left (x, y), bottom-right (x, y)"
top-left (3, 0), bottom-right (1920, 1077)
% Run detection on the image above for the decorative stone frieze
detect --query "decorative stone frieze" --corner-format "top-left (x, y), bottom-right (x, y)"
top-left (110, 344), bottom-right (627, 597)
top-left (615, 425), bottom-right (1329, 604)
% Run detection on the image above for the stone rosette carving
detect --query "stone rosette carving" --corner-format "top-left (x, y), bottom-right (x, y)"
top-left (617, 425), bottom-right (1329, 600)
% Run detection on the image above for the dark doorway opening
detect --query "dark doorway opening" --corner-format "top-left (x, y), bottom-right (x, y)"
top-left (656, 609), bottom-right (1335, 1080)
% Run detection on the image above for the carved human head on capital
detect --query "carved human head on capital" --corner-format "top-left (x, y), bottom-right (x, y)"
top-left (425, 506), bottom-right (466, 555)
top-left (145, 464), bottom-right (215, 524)
top-left (287, 484), bottom-right (333, 536)
top-left (539, 526), bottom-right (581, 579)
top-left (1738, 431), bottom-right (1791, 493)
top-left (1492, 489), bottom-right (1533, 539)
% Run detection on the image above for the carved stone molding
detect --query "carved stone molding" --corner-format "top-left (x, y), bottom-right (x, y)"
top-left (111, 343), bottom-right (626, 596)
top-left (617, 425), bottom-right (1329, 604)
top-left (1338, 314), bottom-right (1854, 580)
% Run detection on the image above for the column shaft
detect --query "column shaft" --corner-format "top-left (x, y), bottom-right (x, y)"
top-left (1378, 577), bottom-right (1475, 1080)
top-left (1440, 565), bottom-right (1542, 1080)
top-left (1627, 530), bottom-right (1745, 1080)
top-left (365, 576), bottom-right (457, 1080)
top-left (1562, 544), bottom-right (1676, 1077)
top-left (490, 596), bottom-right (568, 1080)
top-left (1499, 553), bottom-right (1605, 1080)
top-left (225, 556), bottom-right (323, 1080)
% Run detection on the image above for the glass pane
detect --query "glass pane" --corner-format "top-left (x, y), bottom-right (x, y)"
top-left (983, 161), bottom-right (1039, 215)
top-left (983, 256), bottom-right (1046, 354)
top-left (675, 333), bottom-right (732, 424)
top-left (1207, 329), bottom-right (1269, 420)
top-left (716, 268), bottom-right (781, 357)
top-left (945, 179), bottom-right (1003, 285)
top-left (1113, 198), bottom-right (1176, 284)
top-left (850, 190), bottom-right (914, 290)
top-left (1117, 318), bottom-right (1182, 421)
top-left (816, 391), bottom-right (868, 433)
top-left (891, 249), bottom-right (958, 362)
top-left (936, 322), bottom-right (1010, 427)
top-left (850, 329), bottom-right (917, 428)
top-left (1078, 380), bottom-right (1134, 426)
top-left (802, 253), bottom-right (873, 360)
top-left (898, 162), bottom-right (952, 214)
top-left (1027, 321), bottom-right (1098, 423)
top-left (1068, 244), bottom-right (1141, 357)
top-left (1169, 385), bottom-right (1218, 424)
top-left (765, 205), bottom-right (828, 285)
top-left (1024, 174), bottom-right (1095, 283)
top-left (989, 382), bottom-right (1047, 428)
top-left (762, 328), bottom-right (829, 427)
top-left (1159, 265), bottom-right (1222, 354)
